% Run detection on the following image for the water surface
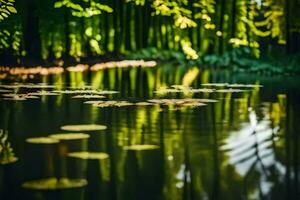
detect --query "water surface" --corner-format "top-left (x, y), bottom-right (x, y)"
top-left (1, 66), bottom-right (300, 200)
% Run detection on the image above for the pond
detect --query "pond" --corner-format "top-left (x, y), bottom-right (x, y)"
top-left (0, 65), bottom-right (300, 200)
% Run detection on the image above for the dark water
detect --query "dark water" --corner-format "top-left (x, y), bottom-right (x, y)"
top-left (0, 66), bottom-right (300, 200)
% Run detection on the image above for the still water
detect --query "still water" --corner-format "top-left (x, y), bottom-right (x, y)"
top-left (0, 65), bottom-right (300, 200)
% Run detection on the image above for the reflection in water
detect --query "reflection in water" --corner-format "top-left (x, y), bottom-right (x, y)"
top-left (0, 130), bottom-right (18, 165)
top-left (0, 66), bottom-right (300, 200)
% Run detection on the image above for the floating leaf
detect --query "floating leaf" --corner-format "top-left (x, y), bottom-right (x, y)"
top-left (147, 98), bottom-right (209, 107)
top-left (93, 101), bottom-right (134, 107)
top-left (2, 94), bottom-right (27, 101)
top-left (71, 95), bottom-right (106, 99)
top-left (49, 133), bottom-right (90, 141)
top-left (123, 144), bottom-right (160, 151)
top-left (61, 124), bottom-right (107, 131)
top-left (27, 91), bottom-right (60, 96)
top-left (215, 88), bottom-right (246, 93)
top-left (0, 89), bottom-right (12, 93)
top-left (22, 177), bottom-right (87, 190)
top-left (134, 102), bottom-right (155, 106)
top-left (201, 83), bottom-right (228, 87)
top-left (53, 89), bottom-right (118, 95)
top-left (68, 151), bottom-right (109, 160)
top-left (26, 137), bottom-right (59, 144)
top-left (227, 84), bottom-right (263, 88)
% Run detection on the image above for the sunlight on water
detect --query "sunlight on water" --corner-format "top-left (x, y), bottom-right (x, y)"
top-left (0, 66), bottom-right (299, 200)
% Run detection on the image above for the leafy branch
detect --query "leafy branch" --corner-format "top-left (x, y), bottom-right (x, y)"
top-left (54, 0), bottom-right (113, 18)
top-left (0, 0), bottom-right (17, 21)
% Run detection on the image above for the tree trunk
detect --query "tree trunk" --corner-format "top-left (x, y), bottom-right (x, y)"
top-left (125, 2), bottom-right (132, 50)
top-left (218, 0), bottom-right (226, 54)
top-left (23, 0), bottom-right (42, 64)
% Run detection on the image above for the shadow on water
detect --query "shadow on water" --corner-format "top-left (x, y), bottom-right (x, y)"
top-left (0, 65), bottom-right (300, 200)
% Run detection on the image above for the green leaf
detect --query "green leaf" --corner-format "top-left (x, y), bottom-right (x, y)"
top-left (54, 2), bottom-right (63, 8)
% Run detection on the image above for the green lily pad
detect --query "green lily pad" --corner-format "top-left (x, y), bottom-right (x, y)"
top-left (228, 84), bottom-right (263, 88)
top-left (27, 91), bottom-right (60, 96)
top-left (26, 137), bottom-right (60, 144)
top-left (49, 133), bottom-right (90, 141)
top-left (215, 88), bottom-right (246, 93)
top-left (61, 124), bottom-right (107, 131)
top-left (123, 144), bottom-right (160, 151)
top-left (22, 177), bottom-right (88, 190)
top-left (201, 83), bottom-right (228, 87)
top-left (71, 95), bottom-right (106, 99)
top-left (68, 151), bottom-right (109, 160)
top-left (93, 101), bottom-right (134, 107)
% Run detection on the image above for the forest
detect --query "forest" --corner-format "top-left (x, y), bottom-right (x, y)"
top-left (1, 1), bottom-right (300, 200)
top-left (0, 0), bottom-right (300, 74)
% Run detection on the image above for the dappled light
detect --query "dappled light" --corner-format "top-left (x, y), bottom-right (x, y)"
top-left (0, 0), bottom-right (300, 199)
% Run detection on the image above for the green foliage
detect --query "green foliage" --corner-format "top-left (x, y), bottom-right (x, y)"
top-left (0, 0), bottom-right (16, 21)
top-left (54, 0), bottom-right (113, 17)
top-left (193, 0), bottom-right (216, 29)
top-left (0, 0), bottom-right (298, 70)
top-left (0, 29), bottom-right (10, 49)
top-left (151, 0), bottom-right (197, 29)
top-left (256, 0), bottom-right (286, 43)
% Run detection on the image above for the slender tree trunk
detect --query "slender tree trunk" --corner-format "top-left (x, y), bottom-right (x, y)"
top-left (125, 3), bottom-right (132, 50)
top-left (285, 0), bottom-right (291, 53)
top-left (113, 0), bottom-right (120, 53)
top-left (142, 1), bottom-right (151, 48)
top-left (152, 15), bottom-right (158, 47)
top-left (23, 0), bottom-right (42, 63)
top-left (64, 7), bottom-right (71, 60)
top-left (164, 17), bottom-right (169, 49)
top-left (158, 16), bottom-right (164, 49)
top-left (218, 0), bottom-right (226, 54)
top-left (103, 12), bottom-right (110, 51)
top-left (119, 0), bottom-right (124, 52)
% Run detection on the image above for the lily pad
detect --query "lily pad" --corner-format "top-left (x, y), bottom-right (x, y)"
top-left (83, 100), bottom-right (105, 104)
top-left (97, 90), bottom-right (119, 95)
top-left (27, 91), bottom-right (60, 96)
top-left (215, 88), bottom-right (246, 93)
top-left (22, 177), bottom-right (87, 190)
top-left (123, 144), bottom-right (160, 151)
top-left (188, 88), bottom-right (216, 93)
top-left (228, 84), bottom-right (263, 88)
top-left (93, 101), bottom-right (134, 107)
top-left (21, 84), bottom-right (56, 89)
top-left (71, 95), bottom-right (106, 99)
top-left (0, 89), bottom-right (13, 93)
top-left (68, 152), bottom-right (109, 160)
top-left (61, 124), bottom-right (107, 131)
top-left (2, 95), bottom-right (27, 101)
top-left (26, 137), bottom-right (60, 144)
top-left (49, 133), bottom-right (90, 141)
top-left (0, 84), bottom-right (21, 89)
top-left (52, 90), bottom-right (98, 94)
top-left (147, 99), bottom-right (210, 107)
top-left (201, 83), bottom-right (228, 87)
top-left (134, 102), bottom-right (155, 106)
